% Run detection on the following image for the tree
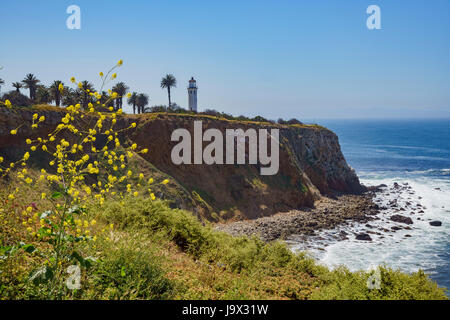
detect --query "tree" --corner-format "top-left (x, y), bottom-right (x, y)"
top-left (77, 80), bottom-right (95, 109)
top-left (0, 78), bottom-right (4, 93)
top-left (142, 106), bottom-right (152, 113)
top-left (286, 118), bottom-right (303, 125)
top-left (136, 93), bottom-right (149, 114)
top-left (12, 82), bottom-right (22, 93)
top-left (160, 74), bottom-right (176, 108)
top-left (111, 82), bottom-right (129, 111)
top-left (49, 80), bottom-right (64, 107)
top-left (1, 90), bottom-right (32, 107)
top-left (36, 85), bottom-right (51, 104)
top-left (127, 92), bottom-right (138, 114)
top-left (22, 74), bottom-right (40, 101)
top-left (251, 115), bottom-right (268, 123)
top-left (100, 91), bottom-right (114, 110)
top-left (167, 102), bottom-right (181, 112)
top-left (62, 87), bottom-right (80, 107)
top-left (149, 105), bottom-right (168, 113)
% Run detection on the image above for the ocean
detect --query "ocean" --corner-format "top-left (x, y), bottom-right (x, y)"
top-left (294, 119), bottom-right (450, 292)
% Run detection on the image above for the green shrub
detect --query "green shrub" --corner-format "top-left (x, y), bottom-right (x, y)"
top-left (98, 197), bottom-right (296, 272)
top-left (97, 198), bottom-right (214, 256)
top-left (310, 266), bottom-right (447, 300)
top-left (95, 197), bottom-right (448, 300)
top-left (91, 237), bottom-right (174, 300)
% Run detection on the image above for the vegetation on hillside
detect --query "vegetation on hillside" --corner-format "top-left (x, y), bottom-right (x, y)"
top-left (0, 62), bottom-right (447, 300)
top-left (1, 179), bottom-right (446, 299)
top-left (0, 61), bottom-right (169, 299)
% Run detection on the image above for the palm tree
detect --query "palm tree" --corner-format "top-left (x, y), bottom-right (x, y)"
top-left (142, 106), bottom-right (152, 113)
top-left (136, 93), bottom-right (149, 114)
top-left (127, 92), bottom-right (138, 114)
top-left (0, 78), bottom-right (4, 93)
top-left (49, 80), bottom-right (64, 107)
top-left (12, 82), bottom-right (22, 93)
top-left (62, 87), bottom-right (78, 107)
top-left (111, 82), bottom-right (129, 111)
top-left (160, 74), bottom-right (176, 108)
top-left (22, 74), bottom-right (40, 101)
top-left (77, 80), bottom-right (95, 109)
top-left (100, 91), bottom-right (115, 109)
top-left (36, 85), bottom-right (51, 104)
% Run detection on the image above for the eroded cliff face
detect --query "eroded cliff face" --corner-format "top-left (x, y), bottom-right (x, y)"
top-left (0, 107), bottom-right (364, 221)
top-left (280, 126), bottom-right (364, 195)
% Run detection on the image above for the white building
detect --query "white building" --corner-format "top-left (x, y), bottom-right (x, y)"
top-left (188, 77), bottom-right (198, 112)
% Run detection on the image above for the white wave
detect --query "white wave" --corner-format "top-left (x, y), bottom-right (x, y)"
top-left (357, 169), bottom-right (450, 180)
top-left (347, 151), bottom-right (449, 162)
top-left (370, 144), bottom-right (449, 153)
top-left (389, 154), bottom-right (448, 161)
top-left (290, 176), bottom-right (450, 288)
top-left (407, 168), bottom-right (450, 175)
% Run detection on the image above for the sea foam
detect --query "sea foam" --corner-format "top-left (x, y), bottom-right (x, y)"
top-left (290, 174), bottom-right (449, 289)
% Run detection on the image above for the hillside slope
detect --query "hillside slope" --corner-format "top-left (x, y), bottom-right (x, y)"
top-left (0, 106), bottom-right (364, 221)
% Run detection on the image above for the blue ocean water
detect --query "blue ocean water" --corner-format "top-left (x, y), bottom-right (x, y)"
top-left (299, 119), bottom-right (450, 292)
top-left (323, 119), bottom-right (450, 175)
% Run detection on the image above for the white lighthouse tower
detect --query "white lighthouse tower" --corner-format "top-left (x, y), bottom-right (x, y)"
top-left (188, 77), bottom-right (198, 112)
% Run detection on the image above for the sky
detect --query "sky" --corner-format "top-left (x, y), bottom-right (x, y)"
top-left (0, 0), bottom-right (449, 120)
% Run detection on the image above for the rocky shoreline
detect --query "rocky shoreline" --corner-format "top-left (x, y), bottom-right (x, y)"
top-left (215, 190), bottom-right (380, 242)
top-left (214, 183), bottom-right (443, 243)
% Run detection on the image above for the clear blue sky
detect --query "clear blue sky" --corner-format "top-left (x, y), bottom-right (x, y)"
top-left (1, 0), bottom-right (449, 119)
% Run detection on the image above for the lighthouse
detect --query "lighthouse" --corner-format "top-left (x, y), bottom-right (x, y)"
top-left (188, 77), bottom-right (198, 112)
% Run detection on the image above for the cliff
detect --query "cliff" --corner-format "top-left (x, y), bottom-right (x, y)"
top-left (0, 106), bottom-right (364, 221)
